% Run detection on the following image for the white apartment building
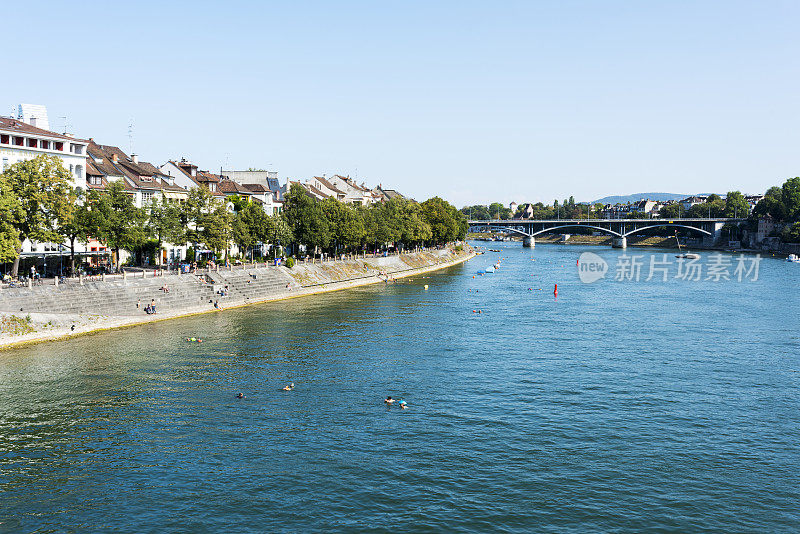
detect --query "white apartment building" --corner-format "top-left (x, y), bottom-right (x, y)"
top-left (1, 109), bottom-right (91, 261)
top-left (328, 174), bottom-right (381, 205)
top-left (0, 115), bottom-right (89, 190)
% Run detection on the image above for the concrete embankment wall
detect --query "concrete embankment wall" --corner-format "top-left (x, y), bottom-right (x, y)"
top-left (288, 248), bottom-right (466, 286)
top-left (0, 247), bottom-right (474, 349)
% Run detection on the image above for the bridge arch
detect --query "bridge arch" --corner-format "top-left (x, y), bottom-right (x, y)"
top-left (530, 225), bottom-right (622, 238)
top-left (622, 224), bottom-right (711, 238)
top-left (470, 225), bottom-right (532, 237)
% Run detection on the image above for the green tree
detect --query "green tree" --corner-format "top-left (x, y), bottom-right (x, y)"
top-left (752, 186), bottom-right (786, 221)
top-left (782, 222), bottom-right (800, 243)
top-left (0, 173), bottom-right (20, 263)
top-left (487, 202), bottom-right (512, 220)
top-left (321, 198), bottom-right (364, 253)
top-left (1, 155), bottom-right (75, 276)
top-left (659, 203), bottom-right (681, 218)
top-left (460, 205), bottom-right (491, 220)
top-left (723, 191), bottom-right (750, 218)
top-left (86, 181), bottom-right (146, 270)
top-left (201, 202), bottom-right (233, 259)
top-left (147, 196), bottom-right (185, 265)
top-left (58, 189), bottom-right (93, 275)
top-left (184, 186), bottom-right (216, 245)
top-left (391, 198), bottom-right (431, 248)
top-left (421, 196), bottom-right (464, 245)
top-left (263, 213), bottom-right (293, 254)
top-left (232, 200), bottom-right (266, 260)
top-left (283, 184), bottom-right (331, 255)
top-left (364, 204), bottom-right (396, 252)
top-left (781, 177), bottom-right (800, 221)
top-left (381, 198), bottom-right (408, 246)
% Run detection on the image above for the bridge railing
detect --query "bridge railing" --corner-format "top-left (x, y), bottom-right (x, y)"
top-left (468, 217), bottom-right (745, 224)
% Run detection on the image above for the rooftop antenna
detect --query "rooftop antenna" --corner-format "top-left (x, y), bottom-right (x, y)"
top-left (127, 119), bottom-right (135, 154)
top-left (59, 115), bottom-right (72, 134)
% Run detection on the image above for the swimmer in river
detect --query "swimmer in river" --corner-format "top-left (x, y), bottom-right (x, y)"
top-left (282, 383), bottom-right (295, 391)
top-left (236, 392), bottom-right (244, 399)
top-left (399, 400), bottom-right (408, 409)
top-left (384, 396), bottom-right (395, 405)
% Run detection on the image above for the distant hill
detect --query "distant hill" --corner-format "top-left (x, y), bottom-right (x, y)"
top-left (590, 192), bottom-right (690, 204)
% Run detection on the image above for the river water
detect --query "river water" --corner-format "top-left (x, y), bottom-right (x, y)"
top-left (1, 242), bottom-right (799, 533)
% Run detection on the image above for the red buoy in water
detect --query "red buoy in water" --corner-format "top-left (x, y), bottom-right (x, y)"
top-left (554, 283), bottom-right (558, 297)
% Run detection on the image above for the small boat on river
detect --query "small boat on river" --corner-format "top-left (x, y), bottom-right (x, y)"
top-left (673, 231), bottom-right (700, 259)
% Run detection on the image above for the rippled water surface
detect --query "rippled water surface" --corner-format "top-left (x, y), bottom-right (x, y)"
top-left (1, 243), bottom-right (799, 532)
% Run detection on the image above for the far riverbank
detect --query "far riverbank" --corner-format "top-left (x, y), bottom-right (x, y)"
top-left (470, 233), bottom-right (794, 255)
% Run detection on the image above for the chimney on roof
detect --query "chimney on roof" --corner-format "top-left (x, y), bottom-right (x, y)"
top-left (29, 117), bottom-right (37, 128)
top-left (112, 153), bottom-right (118, 163)
top-left (131, 154), bottom-right (138, 164)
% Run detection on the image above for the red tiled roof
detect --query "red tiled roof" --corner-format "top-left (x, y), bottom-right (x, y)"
top-left (0, 116), bottom-right (89, 142)
top-left (304, 183), bottom-right (330, 199)
top-left (218, 179), bottom-right (252, 195)
top-left (242, 183), bottom-right (269, 193)
top-left (313, 176), bottom-right (346, 195)
top-left (196, 170), bottom-right (221, 183)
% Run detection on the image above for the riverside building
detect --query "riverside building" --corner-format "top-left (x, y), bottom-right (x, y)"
top-left (1, 107), bottom-right (91, 264)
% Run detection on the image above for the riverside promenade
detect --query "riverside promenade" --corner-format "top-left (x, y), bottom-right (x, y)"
top-left (0, 246), bottom-right (475, 350)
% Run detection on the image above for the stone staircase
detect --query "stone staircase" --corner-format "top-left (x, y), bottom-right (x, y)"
top-left (0, 275), bottom-right (217, 316)
top-left (207, 267), bottom-right (298, 304)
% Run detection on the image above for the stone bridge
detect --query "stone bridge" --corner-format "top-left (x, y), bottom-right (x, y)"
top-left (468, 218), bottom-right (746, 248)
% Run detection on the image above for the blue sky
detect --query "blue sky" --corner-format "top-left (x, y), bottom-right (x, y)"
top-left (4, 1), bottom-right (798, 206)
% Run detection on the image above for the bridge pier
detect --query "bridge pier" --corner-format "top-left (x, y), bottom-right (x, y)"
top-left (612, 237), bottom-right (627, 249)
top-left (522, 236), bottom-right (535, 248)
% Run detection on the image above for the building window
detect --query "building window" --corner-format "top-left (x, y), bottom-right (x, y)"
top-left (75, 164), bottom-right (83, 179)
top-left (0, 134), bottom-right (8, 144)
top-left (54, 142), bottom-right (63, 151)
top-left (28, 138), bottom-right (38, 148)
top-left (70, 143), bottom-right (84, 155)
top-left (13, 137), bottom-right (24, 146)
top-left (40, 140), bottom-right (49, 150)
top-left (141, 191), bottom-right (154, 203)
